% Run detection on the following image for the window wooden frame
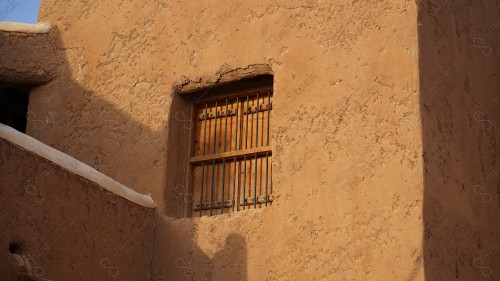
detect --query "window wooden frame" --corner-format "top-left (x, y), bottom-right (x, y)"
top-left (186, 85), bottom-right (273, 217)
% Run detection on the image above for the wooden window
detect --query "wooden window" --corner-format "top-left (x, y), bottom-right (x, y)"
top-left (187, 84), bottom-right (273, 217)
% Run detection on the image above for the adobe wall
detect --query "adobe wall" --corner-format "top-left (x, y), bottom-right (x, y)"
top-left (33, 0), bottom-right (427, 280)
top-left (0, 0), bottom-right (495, 279)
top-left (0, 136), bottom-right (154, 280)
top-left (0, 27), bottom-right (58, 85)
top-left (418, 0), bottom-right (500, 279)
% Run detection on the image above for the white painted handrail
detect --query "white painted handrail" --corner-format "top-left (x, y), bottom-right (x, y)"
top-left (0, 124), bottom-right (156, 208)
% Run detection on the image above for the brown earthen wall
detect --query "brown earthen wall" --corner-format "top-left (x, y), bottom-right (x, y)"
top-left (0, 138), bottom-right (154, 280)
top-left (0, 30), bottom-right (59, 85)
top-left (34, 0), bottom-right (422, 219)
top-left (34, 0), bottom-right (424, 280)
top-left (1, 0), bottom-right (495, 280)
top-left (419, 0), bottom-right (500, 279)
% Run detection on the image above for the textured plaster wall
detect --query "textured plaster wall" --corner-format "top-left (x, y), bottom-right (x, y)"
top-left (14, 0), bottom-right (499, 280)
top-left (0, 137), bottom-right (154, 280)
top-left (0, 30), bottom-right (59, 85)
top-left (418, 0), bottom-right (500, 280)
top-left (1, 0), bottom-right (497, 280)
top-left (33, 0), bottom-right (426, 280)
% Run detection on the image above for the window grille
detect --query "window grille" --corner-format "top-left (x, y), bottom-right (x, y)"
top-left (189, 88), bottom-right (273, 217)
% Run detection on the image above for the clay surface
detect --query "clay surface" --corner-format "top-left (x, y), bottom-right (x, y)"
top-left (419, 0), bottom-right (500, 279)
top-left (0, 124), bottom-right (155, 208)
top-left (0, 137), bottom-right (154, 280)
top-left (0, 0), bottom-right (498, 280)
top-left (0, 30), bottom-right (58, 85)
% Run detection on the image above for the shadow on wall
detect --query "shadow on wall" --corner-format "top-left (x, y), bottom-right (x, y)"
top-left (153, 217), bottom-right (247, 281)
top-left (0, 28), bottom-right (248, 280)
top-left (0, 28), bottom-right (163, 280)
top-left (211, 234), bottom-right (247, 280)
top-left (419, 0), bottom-right (500, 280)
top-left (0, 27), bottom-right (192, 217)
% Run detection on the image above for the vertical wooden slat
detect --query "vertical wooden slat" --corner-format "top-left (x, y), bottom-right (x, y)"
top-left (220, 99), bottom-right (227, 214)
top-left (185, 103), bottom-right (197, 217)
top-left (200, 103), bottom-right (208, 216)
top-left (254, 94), bottom-right (259, 208)
top-left (232, 98), bottom-right (239, 212)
